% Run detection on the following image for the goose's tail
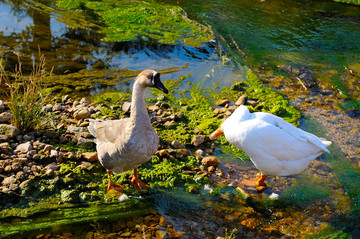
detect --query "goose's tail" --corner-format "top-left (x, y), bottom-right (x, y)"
top-left (320, 138), bottom-right (332, 153)
top-left (88, 119), bottom-right (103, 144)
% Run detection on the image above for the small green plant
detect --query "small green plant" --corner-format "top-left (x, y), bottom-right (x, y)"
top-left (0, 53), bottom-right (51, 132)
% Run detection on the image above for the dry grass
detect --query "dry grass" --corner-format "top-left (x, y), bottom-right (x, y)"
top-left (0, 52), bottom-right (51, 132)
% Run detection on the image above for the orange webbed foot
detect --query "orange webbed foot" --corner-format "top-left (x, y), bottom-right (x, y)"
top-left (130, 168), bottom-right (149, 190)
top-left (106, 170), bottom-right (124, 195)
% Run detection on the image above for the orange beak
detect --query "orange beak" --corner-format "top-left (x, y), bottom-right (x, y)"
top-left (209, 127), bottom-right (223, 140)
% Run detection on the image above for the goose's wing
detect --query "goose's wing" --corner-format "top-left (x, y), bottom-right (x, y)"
top-left (88, 118), bottom-right (130, 143)
top-left (255, 112), bottom-right (330, 153)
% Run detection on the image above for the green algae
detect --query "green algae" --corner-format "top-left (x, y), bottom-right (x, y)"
top-left (282, 177), bottom-right (331, 203)
top-left (0, 199), bottom-right (152, 238)
top-left (56, 0), bottom-right (214, 46)
top-left (334, 0), bottom-right (360, 5)
top-left (91, 92), bottom-right (130, 106)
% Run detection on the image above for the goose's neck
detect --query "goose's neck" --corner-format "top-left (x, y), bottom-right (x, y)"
top-left (130, 82), bottom-right (150, 125)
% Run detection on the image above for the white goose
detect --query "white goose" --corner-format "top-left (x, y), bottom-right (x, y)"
top-left (88, 70), bottom-right (168, 194)
top-left (210, 105), bottom-right (331, 186)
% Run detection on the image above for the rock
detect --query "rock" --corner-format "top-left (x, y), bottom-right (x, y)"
top-left (201, 156), bottom-right (219, 168)
top-left (0, 134), bottom-right (8, 141)
top-left (82, 152), bottom-right (98, 162)
top-left (76, 132), bottom-right (93, 139)
top-left (122, 102), bottom-right (131, 113)
top-left (0, 100), bottom-right (4, 110)
top-left (33, 141), bottom-right (46, 149)
top-left (74, 108), bottom-right (90, 121)
top-left (44, 131), bottom-right (60, 139)
top-left (246, 99), bottom-right (258, 107)
top-left (76, 161), bottom-right (93, 170)
top-left (61, 189), bottom-right (80, 203)
top-left (50, 149), bottom-right (59, 158)
top-left (15, 142), bottom-right (33, 153)
top-left (0, 124), bottom-right (19, 138)
top-left (52, 104), bottom-right (63, 112)
top-left (215, 99), bottom-right (230, 107)
top-left (62, 95), bottom-right (70, 103)
top-left (192, 135), bottom-right (206, 147)
top-left (43, 162), bottom-right (60, 173)
top-left (195, 149), bottom-right (205, 157)
top-left (42, 104), bottom-right (53, 112)
top-left (2, 175), bottom-right (17, 186)
top-left (43, 145), bottom-right (55, 154)
top-left (67, 125), bottom-right (86, 134)
top-left (148, 105), bottom-right (160, 112)
top-left (235, 96), bottom-right (247, 106)
top-left (0, 112), bottom-right (12, 123)
top-left (0, 142), bottom-right (10, 151)
top-left (77, 138), bottom-right (94, 149)
top-left (157, 149), bottom-right (169, 157)
top-left (171, 140), bottom-right (185, 149)
top-left (80, 98), bottom-right (90, 106)
top-left (164, 121), bottom-right (174, 127)
top-left (175, 148), bottom-right (190, 157)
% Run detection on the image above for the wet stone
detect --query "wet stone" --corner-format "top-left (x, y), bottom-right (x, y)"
top-left (202, 156), bottom-right (219, 168)
top-left (215, 99), bottom-right (230, 106)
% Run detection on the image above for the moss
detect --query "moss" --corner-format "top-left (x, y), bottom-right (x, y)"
top-left (334, 0), bottom-right (360, 5)
top-left (56, 0), bottom-right (214, 46)
top-left (91, 92), bottom-right (130, 106)
top-left (139, 156), bottom-right (205, 189)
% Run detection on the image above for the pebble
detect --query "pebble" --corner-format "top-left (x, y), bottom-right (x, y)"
top-left (80, 98), bottom-right (90, 106)
top-left (73, 108), bottom-right (90, 121)
top-left (171, 140), bottom-right (185, 149)
top-left (192, 135), bottom-right (205, 147)
top-left (235, 96), bottom-right (247, 106)
top-left (215, 99), bottom-right (230, 107)
top-left (201, 156), bottom-right (219, 168)
top-left (15, 142), bottom-right (33, 153)
top-left (82, 152), bottom-right (98, 162)
top-left (67, 125), bottom-right (86, 133)
top-left (122, 101), bottom-right (131, 113)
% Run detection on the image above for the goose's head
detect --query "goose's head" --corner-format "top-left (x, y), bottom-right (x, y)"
top-left (209, 105), bottom-right (251, 140)
top-left (135, 70), bottom-right (169, 94)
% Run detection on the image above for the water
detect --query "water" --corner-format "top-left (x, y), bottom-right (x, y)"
top-left (1, 0), bottom-right (360, 238)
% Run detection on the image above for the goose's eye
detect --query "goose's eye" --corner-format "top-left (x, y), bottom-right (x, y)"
top-left (151, 71), bottom-right (159, 85)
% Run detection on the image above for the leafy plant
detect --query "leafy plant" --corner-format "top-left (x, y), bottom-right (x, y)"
top-left (0, 53), bottom-right (51, 132)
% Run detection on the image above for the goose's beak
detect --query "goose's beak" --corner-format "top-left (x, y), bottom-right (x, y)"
top-left (210, 127), bottom-right (223, 140)
top-left (151, 71), bottom-right (169, 94)
top-left (154, 80), bottom-right (169, 94)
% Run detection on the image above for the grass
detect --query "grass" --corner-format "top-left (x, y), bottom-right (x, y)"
top-left (0, 53), bottom-right (51, 132)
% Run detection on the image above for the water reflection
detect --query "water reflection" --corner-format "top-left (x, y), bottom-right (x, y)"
top-left (0, 0), bottom-right (239, 93)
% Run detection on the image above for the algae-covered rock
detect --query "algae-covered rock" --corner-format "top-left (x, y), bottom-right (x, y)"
top-left (0, 124), bottom-right (19, 138)
top-left (61, 189), bottom-right (81, 203)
